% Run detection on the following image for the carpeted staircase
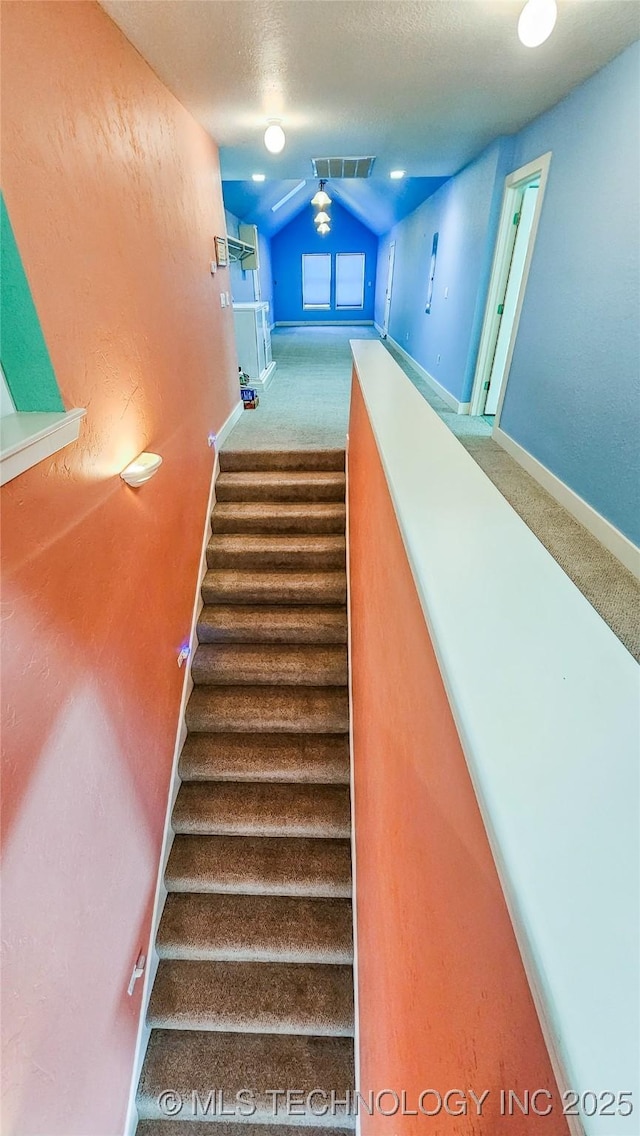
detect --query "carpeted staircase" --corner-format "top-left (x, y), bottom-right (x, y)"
top-left (135, 449), bottom-right (354, 1134)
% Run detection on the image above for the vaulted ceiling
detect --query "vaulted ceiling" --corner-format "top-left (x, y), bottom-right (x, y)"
top-left (101, 0), bottom-right (639, 234)
top-left (222, 177), bottom-right (449, 237)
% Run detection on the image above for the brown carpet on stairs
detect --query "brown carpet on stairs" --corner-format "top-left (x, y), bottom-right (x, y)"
top-left (136, 449), bottom-right (355, 1131)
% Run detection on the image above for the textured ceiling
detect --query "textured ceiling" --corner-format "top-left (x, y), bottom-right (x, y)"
top-left (222, 177), bottom-right (449, 236)
top-left (101, 0), bottom-right (639, 179)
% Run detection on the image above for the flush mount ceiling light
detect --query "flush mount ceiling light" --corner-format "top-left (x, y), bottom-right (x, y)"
top-left (310, 179), bottom-right (332, 208)
top-left (390, 170), bottom-right (406, 179)
top-left (518, 0), bottom-right (557, 47)
top-left (120, 452), bottom-right (162, 487)
top-left (317, 223), bottom-right (330, 235)
top-left (252, 173), bottom-right (266, 182)
top-left (314, 210), bottom-right (330, 225)
top-left (264, 121), bottom-right (286, 154)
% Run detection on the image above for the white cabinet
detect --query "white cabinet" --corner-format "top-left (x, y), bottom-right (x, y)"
top-left (232, 302), bottom-right (276, 388)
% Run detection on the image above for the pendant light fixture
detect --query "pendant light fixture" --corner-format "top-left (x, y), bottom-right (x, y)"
top-left (311, 179), bottom-right (332, 209)
top-left (314, 210), bottom-right (330, 226)
top-left (317, 222), bottom-right (330, 235)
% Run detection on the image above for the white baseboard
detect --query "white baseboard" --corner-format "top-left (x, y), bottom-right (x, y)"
top-left (216, 398), bottom-right (243, 447)
top-left (383, 333), bottom-right (469, 414)
top-left (275, 320), bottom-right (374, 327)
top-left (123, 406), bottom-right (235, 1134)
top-left (255, 360), bottom-right (276, 390)
top-left (494, 425), bottom-right (640, 579)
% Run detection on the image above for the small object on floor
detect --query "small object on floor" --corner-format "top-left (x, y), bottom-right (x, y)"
top-left (242, 387), bottom-right (259, 410)
top-left (238, 366), bottom-right (250, 388)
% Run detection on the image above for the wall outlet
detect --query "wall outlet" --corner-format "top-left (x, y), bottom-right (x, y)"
top-left (437, 354), bottom-right (441, 363)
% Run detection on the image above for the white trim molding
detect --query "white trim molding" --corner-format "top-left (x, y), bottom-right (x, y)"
top-left (383, 333), bottom-right (470, 414)
top-left (470, 151), bottom-right (552, 420)
top-left (0, 408), bottom-right (86, 486)
top-left (494, 426), bottom-right (640, 579)
top-left (216, 398), bottom-right (243, 447)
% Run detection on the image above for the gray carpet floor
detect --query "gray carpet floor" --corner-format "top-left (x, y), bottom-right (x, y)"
top-left (225, 326), bottom-right (640, 660)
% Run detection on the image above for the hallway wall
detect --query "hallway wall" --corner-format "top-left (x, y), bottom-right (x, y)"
top-left (375, 138), bottom-right (512, 406)
top-left (376, 43), bottom-right (639, 545)
top-left (272, 200), bottom-right (378, 323)
top-left (499, 40), bottom-right (640, 545)
top-left (0, 3), bottom-right (238, 1133)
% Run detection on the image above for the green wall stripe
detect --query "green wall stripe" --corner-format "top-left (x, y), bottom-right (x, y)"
top-left (1, 194), bottom-right (64, 412)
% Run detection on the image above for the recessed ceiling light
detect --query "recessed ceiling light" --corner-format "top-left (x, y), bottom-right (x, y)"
top-left (264, 122), bottom-right (286, 154)
top-left (390, 170), bottom-right (406, 180)
top-left (518, 0), bottom-right (557, 47)
top-left (252, 173), bottom-right (266, 182)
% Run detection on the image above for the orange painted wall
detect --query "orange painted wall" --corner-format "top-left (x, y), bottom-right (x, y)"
top-left (0, 3), bottom-right (238, 1132)
top-left (348, 376), bottom-right (569, 1135)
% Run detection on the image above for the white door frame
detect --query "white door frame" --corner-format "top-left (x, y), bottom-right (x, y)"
top-left (470, 151), bottom-right (552, 421)
top-left (382, 241), bottom-right (396, 338)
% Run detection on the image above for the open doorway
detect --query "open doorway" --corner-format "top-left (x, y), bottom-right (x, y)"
top-left (470, 152), bottom-right (552, 420)
top-left (381, 240), bottom-right (396, 338)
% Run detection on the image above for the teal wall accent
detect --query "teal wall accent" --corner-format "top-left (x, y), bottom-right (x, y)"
top-left (1, 194), bottom-right (64, 412)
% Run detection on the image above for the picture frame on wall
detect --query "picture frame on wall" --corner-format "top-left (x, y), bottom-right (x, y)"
top-left (425, 231), bottom-right (438, 314)
top-left (215, 236), bottom-right (228, 267)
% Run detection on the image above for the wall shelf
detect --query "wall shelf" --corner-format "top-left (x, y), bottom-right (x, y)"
top-left (226, 236), bottom-right (255, 263)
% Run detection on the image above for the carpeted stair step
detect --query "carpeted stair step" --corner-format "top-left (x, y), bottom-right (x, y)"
top-left (178, 734), bottom-right (350, 784)
top-left (207, 533), bottom-right (346, 571)
top-left (147, 960), bottom-right (354, 1036)
top-left (172, 782), bottom-right (351, 838)
top-left (197, 604), bottom-right (347, 645)
top-left (165, 836), bottom-right (352, 897)
top-left (191, 644), bottom-right (348, 687)
top-left (156, 893), bottom-right (353, 963)
top-left (212, 502), bottom-right (346, 536)
top-left (203, 569), bottom-right (346, 606)
top-left (186, 686), bottom-right (349, 734)
top-left (216, 471), bottom-right (346, 504)
top-left (220, 448), bottom-right (345, 473)
top-left (136, 1030), bottom-right (355, 1124)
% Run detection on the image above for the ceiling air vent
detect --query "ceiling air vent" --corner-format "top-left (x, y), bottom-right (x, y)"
top-left (311, 156), bottom-right (376, 179)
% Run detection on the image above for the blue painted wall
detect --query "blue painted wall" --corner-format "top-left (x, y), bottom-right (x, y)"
top-left (377, 43), bottom-right (639, 543)
top-left (500, 41), bottom-right (640, 544)
top-left (375, 138), bottom-right (512, 405)
top-left (272, 200), bottom-right (378, 323)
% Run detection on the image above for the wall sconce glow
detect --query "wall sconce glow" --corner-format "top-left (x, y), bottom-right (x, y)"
top-left (207, 432), bottom-right (217, 448)
top-left (314, 211), bottom-right (330, 225)
top-left (264, 122), bottom-right (286, 154)
top-left (518, 0), bottom-right (557, 47)
top-left (252, 173), bottom-right (266, 182)
top-left (390, 170), bottom-right (406, 180)
top-left (318, 222), bottom-right (330, 235)
top-left (120, 452), bottom-right (162, 487)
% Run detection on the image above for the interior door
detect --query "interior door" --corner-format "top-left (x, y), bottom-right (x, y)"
top-left (485, 183), bottom-right (539, 415)
top-left (382, 241), bottom-right (396, 337)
